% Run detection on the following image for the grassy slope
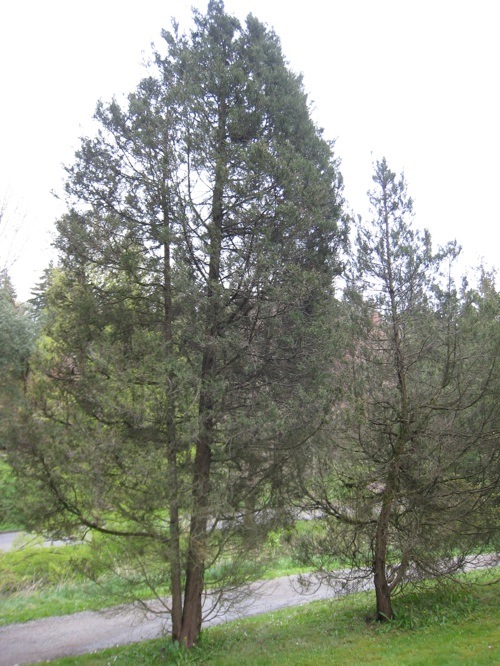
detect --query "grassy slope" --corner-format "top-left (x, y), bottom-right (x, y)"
top-left (0, 540), bottom-right (309, 625)
top-left (0, 517), bottom-right (320, 625)
top-left (47, 569), bottom-right (499, 665)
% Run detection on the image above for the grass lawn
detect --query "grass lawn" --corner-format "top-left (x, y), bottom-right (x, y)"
top-left (47, 568), bottom-right (499, 665)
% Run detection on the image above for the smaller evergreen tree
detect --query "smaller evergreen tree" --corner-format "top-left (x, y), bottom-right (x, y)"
top-left (294, 159), bottom-right (500, 621)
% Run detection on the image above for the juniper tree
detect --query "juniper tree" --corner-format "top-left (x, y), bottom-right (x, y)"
top-left (12, 1), bottom-right (345, 646)
top-left (294, 158), bottom-right (499, 621)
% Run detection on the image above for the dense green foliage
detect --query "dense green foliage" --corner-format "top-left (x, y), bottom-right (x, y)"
top-left (0, 457), bottom-right (25, 530)
top-left (0, 270), bottom-right (36, 452)
top-left (8, 1), bottom-right (345, 645)
top-left (0, 271), bottom-right (35, 528)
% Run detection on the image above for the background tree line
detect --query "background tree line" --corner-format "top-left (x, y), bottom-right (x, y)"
top-left (1, 0), bottom-right (498, 649)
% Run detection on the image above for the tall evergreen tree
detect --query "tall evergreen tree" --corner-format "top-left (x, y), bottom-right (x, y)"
top-left (12, 2), bottom-right (345, 646)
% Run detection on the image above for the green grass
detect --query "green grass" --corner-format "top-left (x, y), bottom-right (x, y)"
top-left (46, 568), bottom-right (500, 665)
top-left (2, 531), bottom-right (498, 664)
top-left (1, 580), bottom-right (107, 625)
top-left (0, 541), bottom-right (164, 624)
top-left (0, 577), bottom-right (148, 625)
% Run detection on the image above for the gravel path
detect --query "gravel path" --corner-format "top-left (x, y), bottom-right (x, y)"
top-left (0, 572), bottom-right (369, 666)
top-left (1, 555), bottom-right (497, 666)
top-left (0, 532), bottom-right (75, 552)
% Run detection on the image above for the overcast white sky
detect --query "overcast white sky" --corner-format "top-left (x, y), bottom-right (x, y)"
top-left (1, 0), bottom-right (498, 300)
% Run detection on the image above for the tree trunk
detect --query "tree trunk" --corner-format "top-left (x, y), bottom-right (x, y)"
top-left (373, 492), bottom-right (393, 621)
top-left (162, 227), bottom-right (183, 640)
top-left (179, 323), bottom-right (218, 646)
top-left (168, 451), bottom-right (183, 641)
top-left (178, 96), bottom-right (227, 647)
top-left (179, 429), bottom-right (212, 646)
